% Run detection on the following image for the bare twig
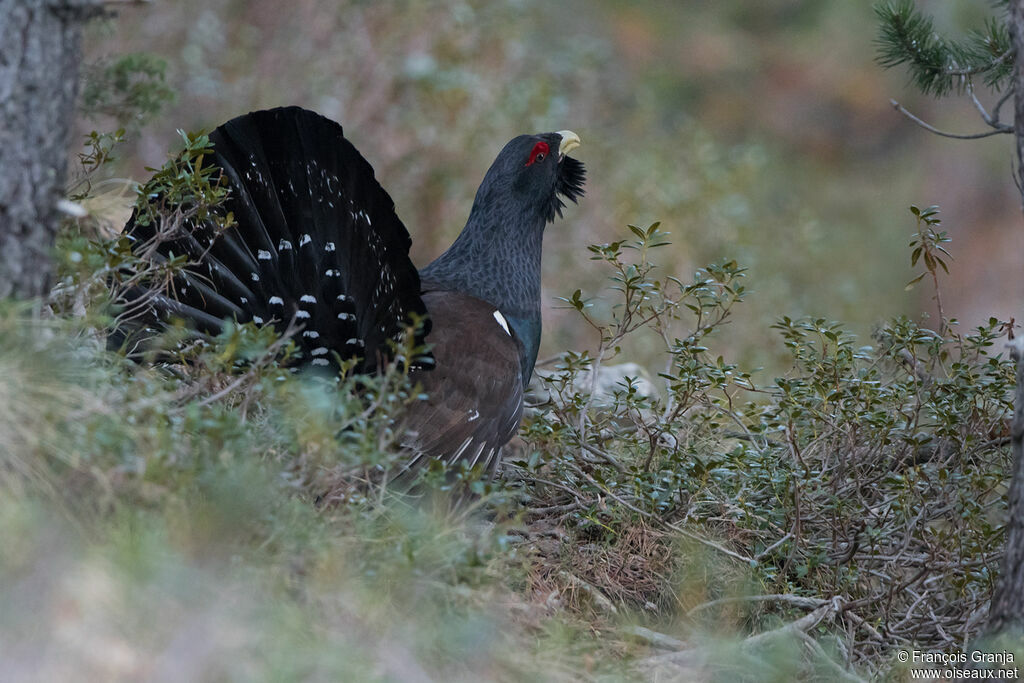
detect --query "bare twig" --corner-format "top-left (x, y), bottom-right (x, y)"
top-left (940, 50), bottom-right (1014, 78)
top-left (558, 570), bottom-right (618, 614)
top-left (890, 99), bottom-right (1013, 139)
top-left (797, 630), bottom-right (869, 683)
top-left (741, 601), bottom-right (837, 652)
top-left (565, 461), bottom-right (756, 565)
top-left (754, 532), bottom-right (794, 562)
top-left (688, 593), bottom-right (825, 618)
top-left (621, 625), bottom-right (687, 651)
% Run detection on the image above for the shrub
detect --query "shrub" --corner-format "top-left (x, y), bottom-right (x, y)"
top-left (13, 124), bottom-right (1017, 678)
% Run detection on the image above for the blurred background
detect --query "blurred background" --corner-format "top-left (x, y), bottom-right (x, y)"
top-left (79, 0), bottom-right (1024, 372)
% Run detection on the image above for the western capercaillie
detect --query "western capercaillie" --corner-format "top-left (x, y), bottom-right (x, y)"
top-left (112, 106), bottom-right (584, 479)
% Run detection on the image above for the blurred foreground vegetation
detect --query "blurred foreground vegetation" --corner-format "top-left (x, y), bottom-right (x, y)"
top-left (3, 201), bottom-right (1020, 678)
top-left (4, 0), bottom-right (1022, 680)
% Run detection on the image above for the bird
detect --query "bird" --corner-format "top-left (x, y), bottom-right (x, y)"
top-left (113, 106), bottom-right (584, 481)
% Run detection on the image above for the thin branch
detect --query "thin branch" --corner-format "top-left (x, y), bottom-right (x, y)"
top-left (558, 570), bottom-right (618, 614)
top-left (621, 625), bottom-right (687, 651)
top-left (940, 50), bottom-right (1015, 79)
top-left (797, 630), bottom-right (869, 683)
top-left (890, 99), bottom-right (1013, 139)
top-left (687, 593), bottom-right (825, 617)
top-left (754, 531), bottom-right (794, 561)
top-left (741, 601), bottom-right (837, 652)
top-left (565, 461), bottom-right (756, 565)
top-left (967, 80), bottom-right (997, 126)
top-left (993, 88), bottom-right (1014, 125)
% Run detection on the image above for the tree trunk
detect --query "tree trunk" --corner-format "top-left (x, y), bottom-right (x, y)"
top-left (0, 0), bottom-right (101, 300)
top-left (1012, 0), bottom-right (1024, 209)
top-left (987, 0), bottom-right (1024, 637)
top-left (989, 339), bottom-right (1024, 634)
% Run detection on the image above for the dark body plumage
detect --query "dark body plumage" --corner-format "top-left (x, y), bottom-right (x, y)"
top-left (115, 106), bottom-right (584, 478)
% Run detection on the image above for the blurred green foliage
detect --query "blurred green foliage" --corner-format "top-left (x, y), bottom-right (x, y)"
top-left (875, 0), bottom-right (1012, 97)
top-left (130, 129), bottom-right (233, 230)
top-left (80, 0), bottom-right (1022, 375)
top-left (7, 182), bottom-right (1016, 679)
top-left (80, 52), bottom-right (175, 127)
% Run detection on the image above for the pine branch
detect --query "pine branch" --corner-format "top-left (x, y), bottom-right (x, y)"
top-left (875, 1), bottom-right (1014, 97)
top-left (889, 99), bottom-right (1013, 139)
top-left (974, 17), bottom-right (1015, 90)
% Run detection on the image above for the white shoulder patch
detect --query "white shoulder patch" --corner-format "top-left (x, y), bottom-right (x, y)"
top-left (492, 310), bottom-right (511, 336)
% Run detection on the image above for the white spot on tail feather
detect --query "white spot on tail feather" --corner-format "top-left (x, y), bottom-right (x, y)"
top-left (311, 347), bottom-right (328, 356)
top-left (269, 296), bottom-right (284, 305)
top-left (296, 310), bottom-right (311, 320)
top-left (325, 242), bottom-right (336, 252)
top-left (493, 310), bottom-right (511, 335)
top-left (300, 295), bottom-right (316, 303)
top-left (311, 358), bottom-right (330, 366)
top-left (468, 442), bottom-right (488, 469)
top-left (278, 239), bottom-right (293, 251)
top-left (299, 234), bottom-right (312, 246)
top-left (451, 437), bottom-right (473, 461)
top-left (257, 249), bottom-right (272, 260)
top-left (253, 316), bottom-right (264, 324)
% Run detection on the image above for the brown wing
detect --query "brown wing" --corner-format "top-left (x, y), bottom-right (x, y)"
top-left (395, 286), bottom-right (525, 479)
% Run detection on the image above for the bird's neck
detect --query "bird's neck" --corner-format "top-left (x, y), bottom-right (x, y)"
top-left (419, 189), bottom-right (547, 379)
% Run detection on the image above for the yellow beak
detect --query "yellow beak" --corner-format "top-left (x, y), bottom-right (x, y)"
top-left (556, 130), bottom-right (581, 158)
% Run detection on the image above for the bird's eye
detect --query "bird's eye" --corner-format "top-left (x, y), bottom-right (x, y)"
top-left (526, 141), bottom-right (550, 166)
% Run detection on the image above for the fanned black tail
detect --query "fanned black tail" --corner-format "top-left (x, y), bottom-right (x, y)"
top-left (114, 107), bottom-right (429, 373)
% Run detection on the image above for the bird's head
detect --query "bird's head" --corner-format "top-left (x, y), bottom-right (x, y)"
top-left (480, 131), bottom-right (586, 224)
top-left (421, 129), bottom-right (586, 372)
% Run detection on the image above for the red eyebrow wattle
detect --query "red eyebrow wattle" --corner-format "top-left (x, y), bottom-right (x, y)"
top-left (526, 141), bottom-right (549, 166)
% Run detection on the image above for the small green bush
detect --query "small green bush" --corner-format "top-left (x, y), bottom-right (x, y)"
top-left (5, 127), bottom-right (1017, 679)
